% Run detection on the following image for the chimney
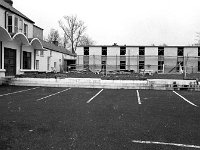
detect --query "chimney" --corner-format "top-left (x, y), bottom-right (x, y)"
top-left (4, 0), bottom-right (13, 6)
top-left (52, 41), bottom-right (58, 46)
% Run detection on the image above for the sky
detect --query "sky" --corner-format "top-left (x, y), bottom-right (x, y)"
top-left (14, 0), bottom-right (200, 46)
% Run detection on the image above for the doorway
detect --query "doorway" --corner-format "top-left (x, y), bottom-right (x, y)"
top-left (4, 48), bottom-right (16, 76)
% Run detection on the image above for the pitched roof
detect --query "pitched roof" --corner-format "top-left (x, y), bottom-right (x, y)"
top-left (0, 0), bottom-right (34, 23)
top-left (40, 40), bottom-right (76, 56)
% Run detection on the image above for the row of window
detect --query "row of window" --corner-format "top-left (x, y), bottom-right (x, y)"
top-left (7, 13), bottom-right (28, 36)
top-left (84, 47), bottom-right (200, 56)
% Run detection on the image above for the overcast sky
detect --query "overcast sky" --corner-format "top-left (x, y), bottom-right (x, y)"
top-left (14, 0), bottom-right (200, 46)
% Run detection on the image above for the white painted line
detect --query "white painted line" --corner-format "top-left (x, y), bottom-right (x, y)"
top-left (87, 89), bottom-right (103, 103)
top-left (136, 90), bottom-right (141, 104)
top-left (36, 88), bottom-right (71, 101)
top-left (132, 140), bottom-right (200, 149)
top-left (0, 87), bottom-right (39, 97)
top-left (173, 91), bottom-right (198, 107)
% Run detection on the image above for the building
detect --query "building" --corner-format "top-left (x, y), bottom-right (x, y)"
top-left (0, 0), bottom-right (76, 78)
top-left (76, 45), bottom-right (200, 74)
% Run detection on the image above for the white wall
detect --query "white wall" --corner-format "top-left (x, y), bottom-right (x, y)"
top-left (0, 8), bottom-right (5, 27)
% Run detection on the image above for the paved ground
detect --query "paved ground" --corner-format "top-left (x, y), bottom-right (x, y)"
top-left (0, 86), bottom-right (200, 150)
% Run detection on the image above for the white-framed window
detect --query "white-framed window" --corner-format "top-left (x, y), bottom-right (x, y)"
top-left (54, 62), bottom-right (57, 68)
top-left (36, 60), bottom-right (39, 70)
top-left (47, 57), bottom-right (50, 71)
top-left (24, 23), bottom-right (28, 36)
top-left (7, 14), bottom-right (13, 33)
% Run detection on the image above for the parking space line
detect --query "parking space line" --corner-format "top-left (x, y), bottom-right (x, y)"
top-left (136, 90), bottom-right (141, 104)
top-left (36, 88), bottom-right (71, 101)
top-left (173, 91), bottom-right (198, 107)
top-left (86, 89), bottom-right (103, 103)
top-left (0, 87), bottom-right (39, 97)
top-left (132, 140), bottom-right (200, 149)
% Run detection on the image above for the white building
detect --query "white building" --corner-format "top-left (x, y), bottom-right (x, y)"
top-left (76, 45), bottom-right (200, 74)
top-left (0, 0), bottom-right (76, 78)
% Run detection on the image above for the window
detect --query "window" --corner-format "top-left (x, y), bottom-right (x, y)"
top-left (139, 61), bottom-right (144, 70)
top-left (19, 18), bottom-right (23, 32)
top-left (47, 57), bottom-right (50, 71)
top-left (23, 51), bottom-right (31, 69)
top-left (40, 50), bottom-right (44, 56)
top-left (36, 50), bottom-right (39, 56)
top-left (7, 15), bottom-right (13, 33)
top-left (101, 61), bottom-right (106, 70)
top-left (158, 47), bottom-right (164, 56)
top-left (84, 47), bottom-right (89, 55)
top-left (177, 47), bottom-right (184, 56)
top-left (158, 61), bottom-right (164, 71)
top-left (24, 23), bottom-right (28, 36)
top-left (120, 61), bottom-right (126, 70)
top-left (198, 47), bottom-right (200, 56)
top-left (36, 60), bottom-right (39, 70)
top-left (14, 17), bottom-right (18, 33)
top-left (176, 61), bottom-right (184, 72)
top-left (139, 47), bottom-right (145, 55)
top-left (54, 62), bottom-right (56, 68)
top-left (198, 61), bottom-right (200, 72)
top-left (102, 47), bottom-right (107, 55)
top-left (120, 47), bottom-right (126, 55)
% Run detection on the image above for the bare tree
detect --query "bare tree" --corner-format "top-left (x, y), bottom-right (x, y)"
top-left (194, 32), bottom-right (200, 45)
top-left (79, 34), bottom-right (95, 46)
top-left (47, 28), bottom-right (61, 45)
top-left (59, 15), bottom-right (86, 53)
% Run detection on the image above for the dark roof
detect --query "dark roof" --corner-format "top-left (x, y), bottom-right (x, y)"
top-left (40, 40), bottom-right (76, 56)
top-left (0, 0), bottom-right (34, 23)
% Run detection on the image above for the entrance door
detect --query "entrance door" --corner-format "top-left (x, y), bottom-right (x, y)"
top-left (4, 48), bottom-right (16, 76)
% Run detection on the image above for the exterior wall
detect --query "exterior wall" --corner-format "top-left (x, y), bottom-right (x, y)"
top-left (128, 47), bottom-right (138, 72)
top-left (36, 49), bottom-right (63, 73)
top-left (2, 41), bottom-right (35, 75)
top-left (33, 25), bottom-right (43, 40)
top-left (89, 47), bottom-right (101, 71)
top-left (145, 47), bottom-right (158, 71)
top-left (184, 47), bottom-right (198, 73)
top-left (107, 46), bottom-right (120, 71)
top-left (0, 8), bottom-right (5, 27)
top-left (164, 47), bottom-right (178, 73)
top-left (24, 20), bottom-right (33, 38)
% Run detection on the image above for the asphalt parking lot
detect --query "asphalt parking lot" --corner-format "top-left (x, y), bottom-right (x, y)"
top-left (0, 85), bottom-right (200, 150)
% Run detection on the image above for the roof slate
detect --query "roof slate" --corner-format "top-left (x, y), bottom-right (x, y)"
top-left (40, 40), bottom-right (76, 56)
top-left (0, 0), bottom-right (34, 23)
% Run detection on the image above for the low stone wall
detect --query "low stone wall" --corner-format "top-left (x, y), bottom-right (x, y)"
top-left (2, 78), bottom-right (200, 91)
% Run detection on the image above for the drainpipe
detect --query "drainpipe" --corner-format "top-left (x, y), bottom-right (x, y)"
top-left (20, 44), bottom-right (23, 69)
top-left (34, 49), bottom-right (36, 70)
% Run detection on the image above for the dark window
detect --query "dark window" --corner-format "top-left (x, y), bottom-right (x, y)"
top-left (84, 47), bottom-right (89, 55)
top-left (23, 51), bottom-right (31, 69)
top-left (158, 61), bottom-right (164, 71)
top-left (101, 61), bottom-right (106, 70)
top-left (198, 61), bottom-right (200, 72)
top-left (120, 61), bottom-right (126, 69)
top-left (177, 47), bottom-right (184, 56)
top-left (139, 47), bottom-right (145, 55)
top-left (176, 61), bottom-right (184, 72)
top-left (24, 24), bottom-right (28, 36)
top-left (158, 47), bottom-right (164, 55)
top-left (139, 61), bottom-right (144, 69)
top-left (120, 47), bottom-right (126, 55)
top-left (8, 15), bottom-right (12, 33)
top-left (36, 60), bottom-right (39, 70)
top-left (102, 47), bottom-right (107, 55)
top-left (198, 47), bottom-right (200, 56)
